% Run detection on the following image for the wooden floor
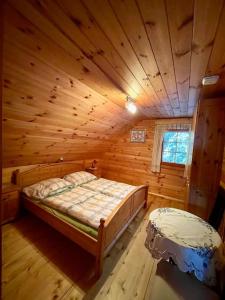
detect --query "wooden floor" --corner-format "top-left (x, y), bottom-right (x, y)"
top-left (2, 197), bottom-right (220, 300)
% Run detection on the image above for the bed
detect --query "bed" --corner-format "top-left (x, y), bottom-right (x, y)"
top-left (13, 161), bottom-right (148, 278)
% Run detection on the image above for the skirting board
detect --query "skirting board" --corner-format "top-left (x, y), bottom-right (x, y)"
top-left (148, 192), bottom-right (184, 204)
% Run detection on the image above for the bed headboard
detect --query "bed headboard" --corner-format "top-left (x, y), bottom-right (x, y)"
top-left (13, 161), bottom-right (84, 188)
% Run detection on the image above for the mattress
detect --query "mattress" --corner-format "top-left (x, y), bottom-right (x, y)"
top-left (82, 178), bottom-right (137, 199)
top-left (23, 178), bottom-right (139, 231)
top-left (40, 186), bottom-right (123, 228)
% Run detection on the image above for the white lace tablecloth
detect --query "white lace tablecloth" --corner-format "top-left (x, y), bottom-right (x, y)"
top-left (145, 208), bottom-right (225, 286)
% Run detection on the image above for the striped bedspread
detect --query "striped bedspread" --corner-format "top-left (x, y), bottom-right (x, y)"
top-left (82, 178), bottom-right (137, 199)
top-left (41, 186), bottom-right (122, 228)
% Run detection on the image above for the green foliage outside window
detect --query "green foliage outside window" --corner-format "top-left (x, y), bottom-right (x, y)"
top-left (162, 131), bottom-right (190, 164)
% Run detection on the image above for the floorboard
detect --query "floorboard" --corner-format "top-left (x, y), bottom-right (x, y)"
top-left (2, 197), bottom-right (220, 300)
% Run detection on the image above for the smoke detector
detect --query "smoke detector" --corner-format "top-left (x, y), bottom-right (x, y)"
top-left (202, 75), bottom-right (219, 86)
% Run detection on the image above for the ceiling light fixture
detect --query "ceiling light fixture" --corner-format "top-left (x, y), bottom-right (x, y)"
top-left (126, 96), bottom-right (137, 114)
top-left (202, 75), bottom-right (219, 85)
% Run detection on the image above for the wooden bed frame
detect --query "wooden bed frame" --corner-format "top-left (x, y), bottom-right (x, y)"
top-left (13, 161), bottom-right (148, 278)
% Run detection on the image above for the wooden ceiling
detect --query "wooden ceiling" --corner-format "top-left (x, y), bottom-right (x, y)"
top-left (3, 0), bottom-right (225, 167)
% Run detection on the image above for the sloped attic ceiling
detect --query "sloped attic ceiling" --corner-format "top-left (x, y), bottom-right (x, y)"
top-left (3, 0), bottom-right (225, 167)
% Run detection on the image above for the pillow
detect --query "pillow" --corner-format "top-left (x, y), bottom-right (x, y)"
top-left (64, 171), bottom-right (96, 186)
top-left (23, 178), bottom-right (74, 200)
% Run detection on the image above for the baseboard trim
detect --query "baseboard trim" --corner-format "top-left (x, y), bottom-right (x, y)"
top-left (148, 192), bottom-right (184, 204)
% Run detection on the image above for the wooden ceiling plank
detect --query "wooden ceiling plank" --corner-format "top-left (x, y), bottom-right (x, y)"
top-left (3, 80), bottom-right (123, 128)
top-left (188, 0), bottom-right (224, 113)
top-left (5, 2), bottom-right (151, 118)
top-left (3, 108), bottom-right (120, 134)
top-left (55, 0), bottom-right (153, 108)
top-left (207, 3), bottom-right (225, 74)
top-left (166, 0), bottom-right (194, 116)
top-left (137, 0), bottom-right (180, 113)
top-left (3, 118), bottom-right (111, 139)
top-left (3, 138), bottom-right (108, 147)
top-left (3, 25), bottom-right (142, 120)
top-left (4, 71), bottom-right (130, 129)
top-left (4, 50), bottom-right (135, 124)
top-left (3, 99), bottom-right (132, 135)
top-left (109, 0), bottom-right (174, 116)
top-left (3, 138), bottom-right (110, 150)
top-left (202, 4), bottom-right (225, 99)
top-left (27, 0), bottom-right (142, 102)
top-left (4, 144), bottom-right (109, 153)
top-left (82, 0), bottom-right (163, 110)
top-left (55, 0), bottom-right (164, 117)
top-left (3, 75), bottom-right (133, 131)
top-left (7, 0), bottom-right (143, 113)
top-left (3, 132), bottom-right (109, 144)
top-left (3, 95), bottom-right (125, 131)
top-left (3, 98), bottom-right (122, 132)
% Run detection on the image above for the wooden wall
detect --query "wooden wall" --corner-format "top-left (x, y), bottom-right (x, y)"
top-left (102, 119), bottom-right (191, 202)
top-left (189, 98), bottom-right (225, 219)
top-left (2, 158), bottom-right (102, 185)
top-left (221, 147), bottom-right (225, 185)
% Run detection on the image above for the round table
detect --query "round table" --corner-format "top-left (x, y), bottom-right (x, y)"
top-left (145, 208), bottom-right (225, 286)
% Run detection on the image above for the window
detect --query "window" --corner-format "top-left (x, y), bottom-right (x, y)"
top-left (162, 131), bottom-right (190, 165)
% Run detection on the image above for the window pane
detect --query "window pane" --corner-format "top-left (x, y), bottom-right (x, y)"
top-left (162, 152), bottom-right (175, 163)
top-left (175, 152), bottom-right (187, 164)
top-left (162, 130), bottom-right (190, 165)
top-left (176, 142), bottom-right (188, 153)
top-left (163, 142), bottom-right (177, 152)
top-left (177, 132), bottom-right (190, 142)
top-left (164, 131), bottom-right (177, 142)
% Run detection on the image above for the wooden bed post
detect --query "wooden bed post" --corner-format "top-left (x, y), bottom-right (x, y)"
top-left (95, 218), bottom-right (105, 278)
top-left (12, 169), bottom-right (20, 185)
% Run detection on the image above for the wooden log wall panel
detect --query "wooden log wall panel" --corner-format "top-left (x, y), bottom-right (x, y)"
top-left (189, 98), bottom-right (225, 219)
top-left (102, 119), bottom-right (190, 201)
top-left (221, 148), bottom-right (225, 185)
top-left (2, 159), bottom-right (102, 185)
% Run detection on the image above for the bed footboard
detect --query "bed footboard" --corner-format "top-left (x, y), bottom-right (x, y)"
top-left (23, 196), bottom-right (98, 255)
top-left (104, 185), bottom-right (148, 249)
top-left (95, 185), bottom-right (148, 276)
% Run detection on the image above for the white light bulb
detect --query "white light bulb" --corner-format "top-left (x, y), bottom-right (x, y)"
top-left (126, 101), bottom-right (137, 114)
